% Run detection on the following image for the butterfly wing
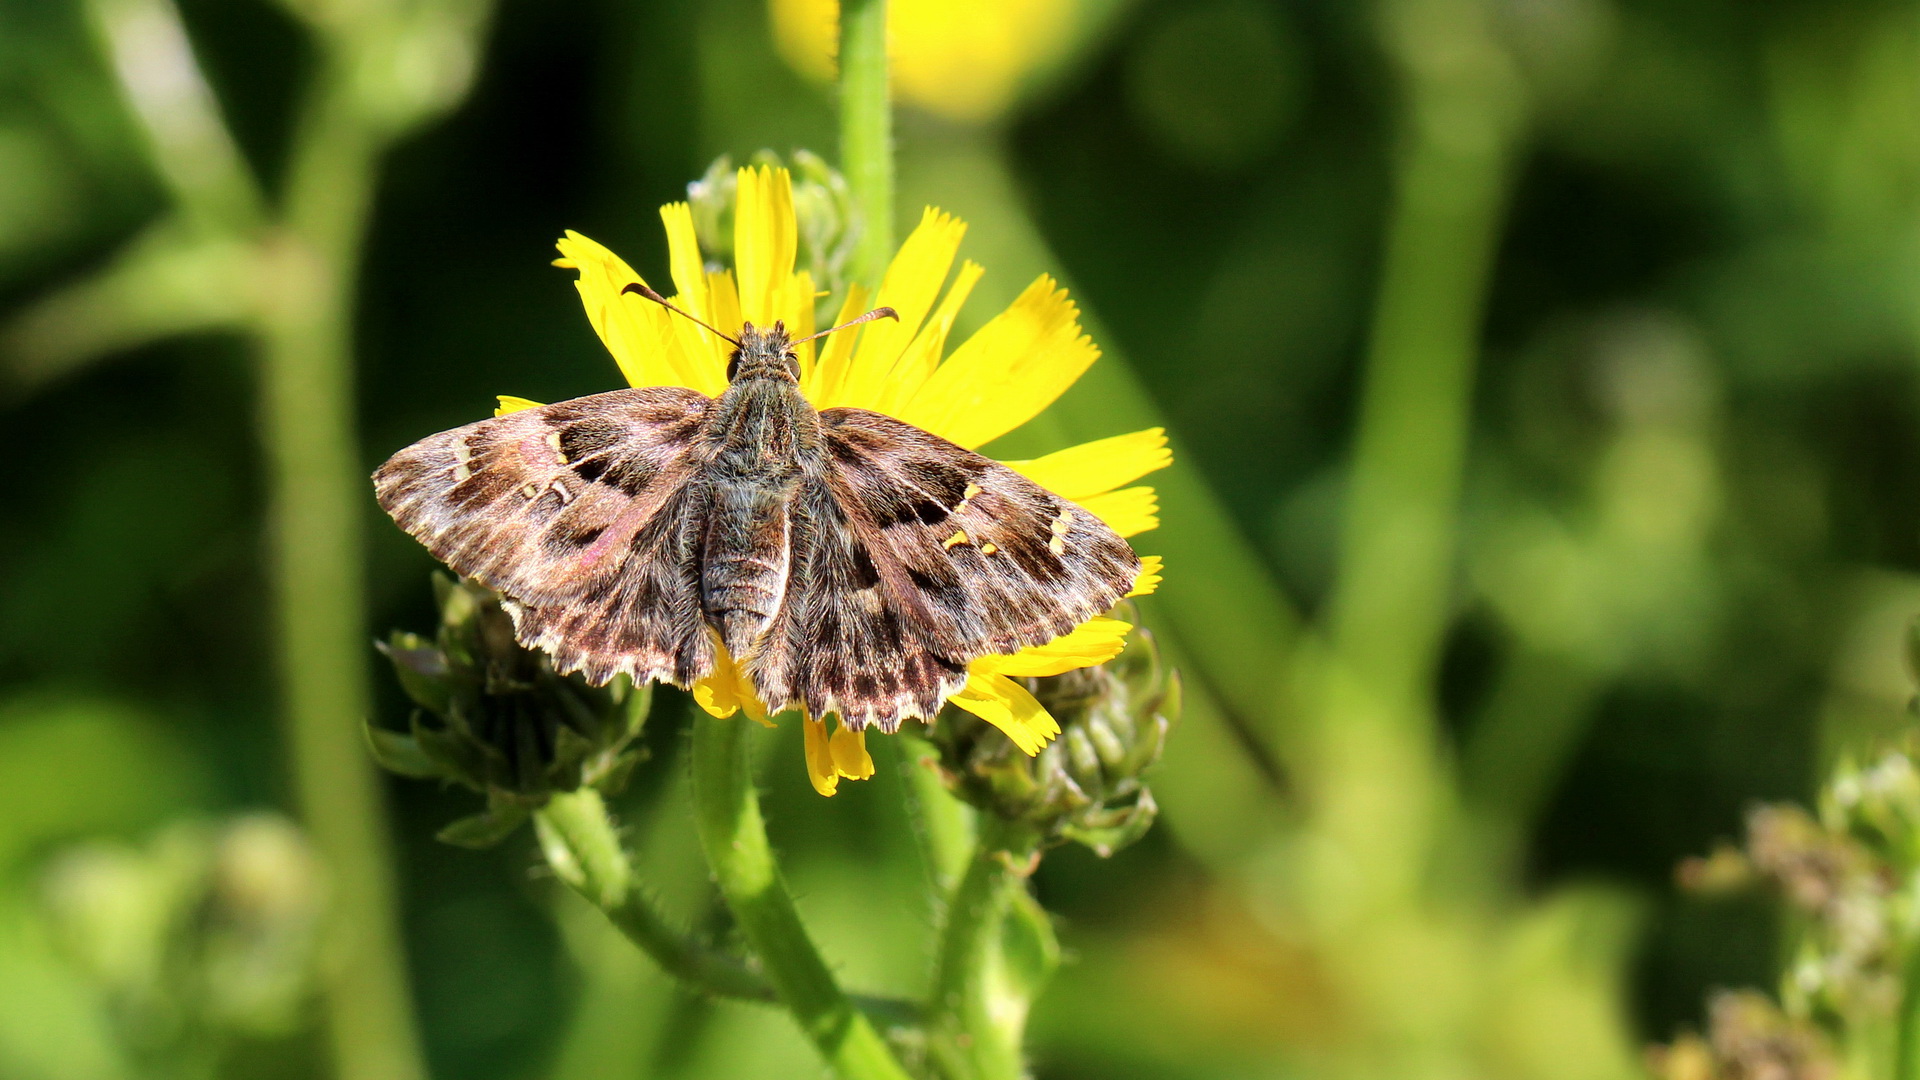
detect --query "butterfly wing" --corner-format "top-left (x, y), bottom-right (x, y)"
top-left (750, 407), bottom-right (1139, 730)
top-left (372, 387), bottom-right (717, 686)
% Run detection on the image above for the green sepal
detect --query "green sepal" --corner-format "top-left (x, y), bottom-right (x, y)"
top-left (436, 797), bottom-right (532, 849)
top-left (378, 633), bottom-right (453, 716)
top-left (1058, 790), bottom-right (1159, 859)
top-left (363, 719), bottom-right (441, 779)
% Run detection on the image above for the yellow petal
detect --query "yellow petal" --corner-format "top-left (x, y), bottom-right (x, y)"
top-left (556, 230), bottom-right (725, 395)
top-left (829, 724), bottom-right (875, 780)
top-left (973, 616), bottom-right (1133, 678)
top-left (803, 714), bottom-right (840, 796)
top-left (495, 395), bottom-right (545, 416)
top-left (661, 201), bottom-right (717, 336)
top-left (950, 672), bottom-right (1060, 756)
top-left (691, 674), bottom-right (736, 719)
top-left (894, 274), bottom-right (1098, 449)
top-left (803, 282), bottom-right (871, 402)
top-left (1128, 555), bottom-right (1164, 597)
top-left (1079, 486), bottom-right (1159, 538)
top-left (780, 269), bottom-right (818, 376)
top-left (1003, 428), bottom-right (1171, 501)
top-left (693, 640), bottom-right (773, 727)
top-left (734, 166), bottom-right (797, 327)
top-left (870, 260), bottom-right (984, 416)
top-left (828, 208), bottom-right (968, 410)
top-left (705, 269), bottom-right (743, 352)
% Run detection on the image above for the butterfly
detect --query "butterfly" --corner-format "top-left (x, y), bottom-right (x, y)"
top-left (373, 285), bottom-right (1142, 732)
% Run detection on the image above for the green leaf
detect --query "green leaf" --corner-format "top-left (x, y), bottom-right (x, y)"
top-left (997, 887), bottom-right (1060, 1003)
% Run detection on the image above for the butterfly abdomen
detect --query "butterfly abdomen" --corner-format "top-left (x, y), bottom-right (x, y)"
top-left (700, 480), bottom-right (795, 658)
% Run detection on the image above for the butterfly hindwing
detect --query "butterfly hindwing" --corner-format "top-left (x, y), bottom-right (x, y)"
top-left (749, 472), bottom-right (971, 729)
top-left (372, 386), bottom-right (717, 687)
top-left (748, 407), bottom-right (1139, 730)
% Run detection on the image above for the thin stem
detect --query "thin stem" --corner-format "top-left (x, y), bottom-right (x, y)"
top-left (1325, 50), bottom-right (1517, 717)
top-left (838, 0), bottom-right (893, 287)
top-left (534, 788), bottom-right (777, 1003)
top-left (1290, 0), bottom-right (1524, 919)
top-left (254, 49), bottom-right (427, 1080)
top-left (927, 818), bottom-right (1042, 1080)
top-left (689, 713), bottom-right (914, 1080)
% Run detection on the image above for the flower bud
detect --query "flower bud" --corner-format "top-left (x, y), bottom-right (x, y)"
top-left (39, 815), bottom-right (323, 1059)
top-left (371, 575), bottom-right (652, 846)
top-left (927, 618), bottom-right (1179, 856)
top-left (687, 150), bottom-right (859, 307)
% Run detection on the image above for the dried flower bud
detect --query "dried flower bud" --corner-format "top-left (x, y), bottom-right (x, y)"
top-left (687, 150), bottom-right (859, 307)
top-left (1647, 990), bottom-right (1839, 1080)
top-left (927, 619), bottom-right (1179, 856)
top-left (1675, 842), bottom-right (1754, 895)
top-left (1706, 991), bottom-right (1836, 1080)
top-left (371, 575), bottom-right (652, 846)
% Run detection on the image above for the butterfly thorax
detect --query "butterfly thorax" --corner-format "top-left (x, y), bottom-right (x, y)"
top-left (700, 321), bottom-right (823, 660)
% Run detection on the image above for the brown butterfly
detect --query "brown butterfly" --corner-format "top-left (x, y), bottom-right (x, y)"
top-left (373, 285), bottom-right (1142, 732)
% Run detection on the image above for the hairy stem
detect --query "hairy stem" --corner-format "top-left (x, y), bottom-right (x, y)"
top-left (899, 734), bottom-right (975, 893)
top-left (927, 819), bottom-right (1042, 1080)
top-left (689, 714), bottom-right (914, 1080)
top-left (838, 0), bottom-right (893, 287)
top-left (535, 788), bottom-right (778, 1002)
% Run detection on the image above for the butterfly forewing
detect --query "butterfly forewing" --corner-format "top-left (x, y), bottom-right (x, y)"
top-left (372, 386), bottom-right (718, 686)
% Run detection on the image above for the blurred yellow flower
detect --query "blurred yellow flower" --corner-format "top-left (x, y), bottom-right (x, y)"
top-left (770, 0), bottom-right (1078, 123)
top-left (532, 166), bottom-right (1166, 795)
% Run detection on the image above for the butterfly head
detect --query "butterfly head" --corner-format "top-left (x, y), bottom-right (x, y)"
top-left (727, 322), bottom-right (800, 384)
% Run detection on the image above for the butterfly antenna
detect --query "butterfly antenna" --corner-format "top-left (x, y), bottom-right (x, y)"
top-left (621, 282), bottom-right (742, 346)
top-left (791, 306), bottom-right (900, 345)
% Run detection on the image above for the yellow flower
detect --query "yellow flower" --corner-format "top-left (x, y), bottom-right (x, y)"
top-left (769, 0), bottom-right (1079, 124)
top-left (534, 165), bottom-right (1168, 796)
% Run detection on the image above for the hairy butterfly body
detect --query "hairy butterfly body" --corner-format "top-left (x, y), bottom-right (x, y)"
top-left (373, 305), bottom-right (1140, 732)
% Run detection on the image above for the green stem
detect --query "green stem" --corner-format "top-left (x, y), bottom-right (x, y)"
top-left (899, 734), bottom-right (976, 893)
top-left (927, 819), bottom-right (1041, 1080)
top-left (1298, 0), bottom-right (1523, 911)
top-left (689, 714), bottom-right (914, 1080)
top-left (256, 51), bottom-right (425, 1080)
top-left (1325, 44), bottom-right (1518, 717)
top-left (1898, 941), bottom-right (1920, 1080)
top-left (838, 0), bottom-right (893, 287)
top-left (534, 788), bottom-right (777, 1002)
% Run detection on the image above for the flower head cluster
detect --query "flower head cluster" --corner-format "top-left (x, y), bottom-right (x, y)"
top-left (1664, 737), bottom-right (1920, 1069)
top-left (926, 617), bottom-right (1178, 854)
top-left (373, 576), bottom-right (653, 842)
top-left (524, 164), bottom-right (1167, 795)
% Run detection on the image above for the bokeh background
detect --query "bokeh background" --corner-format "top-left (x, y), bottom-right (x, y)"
top-left (4, 0), bottom-right (1920, 1076)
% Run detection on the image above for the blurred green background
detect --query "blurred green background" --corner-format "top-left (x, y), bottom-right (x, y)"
top-left (5, 0), bottom-right (1920, 1076)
